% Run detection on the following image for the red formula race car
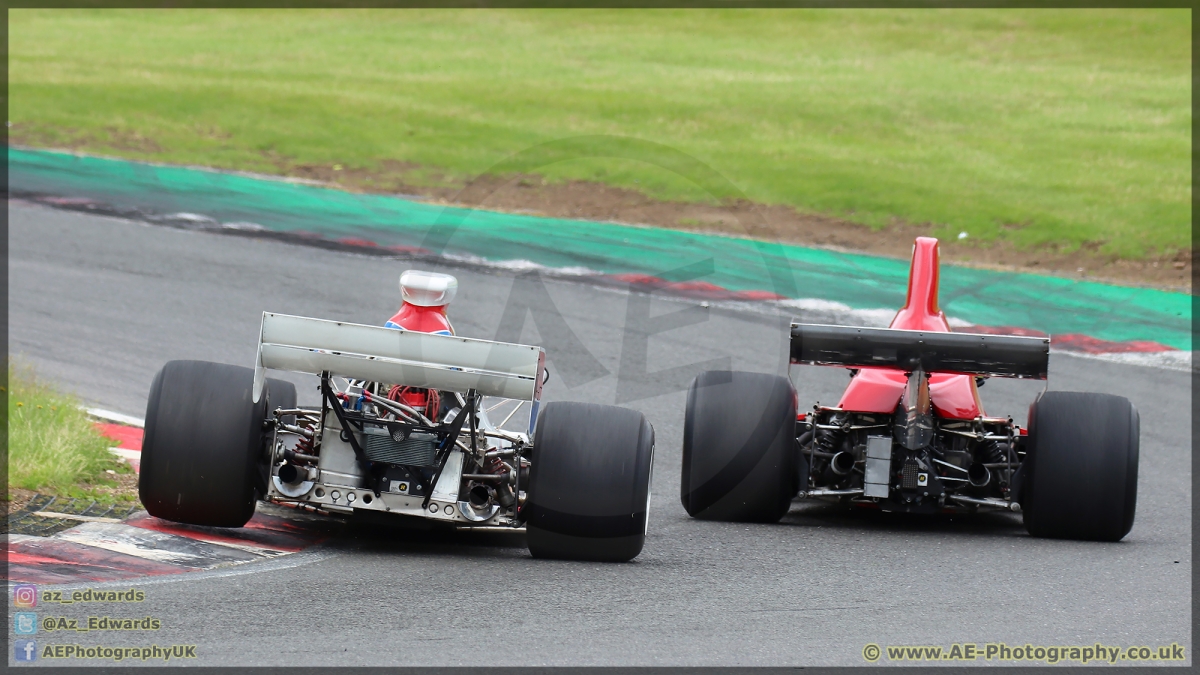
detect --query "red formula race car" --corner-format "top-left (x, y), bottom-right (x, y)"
top-left (680, 237), bottom-right (1139, 541)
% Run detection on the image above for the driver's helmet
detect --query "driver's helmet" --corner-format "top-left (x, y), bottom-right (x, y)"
top-left (384, 270), bottom-right (457, 336)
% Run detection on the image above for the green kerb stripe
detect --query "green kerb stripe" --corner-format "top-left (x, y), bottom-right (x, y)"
top-left (9, 148), bottom-right (1191, 350)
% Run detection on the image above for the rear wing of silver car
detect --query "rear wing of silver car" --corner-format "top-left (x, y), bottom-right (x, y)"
top-left (252, 312), bottom-right (546, 402)
top-left (790, 322), bottom-right (1049, 379)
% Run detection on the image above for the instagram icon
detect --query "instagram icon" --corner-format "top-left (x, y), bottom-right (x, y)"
top-left (12, 584), bottom-right (37, 608)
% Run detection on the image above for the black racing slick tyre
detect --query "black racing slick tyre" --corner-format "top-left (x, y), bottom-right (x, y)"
top-left (1023, 391), bottom-right (1139, 542)
top-left (524, 402), bottom-right (655, 562)
top-left (140, 360), bottom-right (292, 528)
top-left (681, 370), bottom-right (797, 522)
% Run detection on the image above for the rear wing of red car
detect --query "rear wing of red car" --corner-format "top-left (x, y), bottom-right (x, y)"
top-left (790, 323), bottom-right (1050, 379)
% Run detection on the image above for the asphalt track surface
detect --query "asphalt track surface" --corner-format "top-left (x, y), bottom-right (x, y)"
top-left (8, 202), bottom-right (1193, 666)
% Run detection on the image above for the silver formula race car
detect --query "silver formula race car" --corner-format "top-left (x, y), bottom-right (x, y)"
top-left (138, 271), bottom-right (655, 562)
top-left (680, 238), bottom-right (1139, 542)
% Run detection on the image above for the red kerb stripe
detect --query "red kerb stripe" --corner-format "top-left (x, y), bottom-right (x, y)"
top-left (94, 423), bottom-right (144, 450)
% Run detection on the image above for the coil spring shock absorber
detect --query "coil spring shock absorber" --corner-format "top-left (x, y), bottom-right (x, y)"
top-left (294, 423), bottom-right (316, 457)
top-left (978, 438), bottom-right (1010, 464)
top-left (815, 413), bottom-right (847, 456)
top-left (814, 413), bottom-right (849, 480)
top-left (277, 417), bottom-right (319, 485)
top-left (972, 437), bottom-right (1012, 488)
top-left (816, 427), bottom-right (844, 455)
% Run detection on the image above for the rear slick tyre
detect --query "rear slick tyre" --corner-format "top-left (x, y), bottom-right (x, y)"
top-left (1022, 391), bottom-right (1139, 542)
top-left (681, 370), bottom-right (797, 522)
top-left (525, 402), bottom-right (655, 562)
top-left (139, 360), bottom-right (280, 528)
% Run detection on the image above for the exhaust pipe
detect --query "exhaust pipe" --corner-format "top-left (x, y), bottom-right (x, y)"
top-left (830, 451), bottom-right (856, 476)
top-left (968, 463), bottom-right (991, 487)
top-left (277, 462), bottom-right (312, 485)
top-left (468, 483), bottom-right (494, 509)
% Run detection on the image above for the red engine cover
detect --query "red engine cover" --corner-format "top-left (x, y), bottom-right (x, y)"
top-left (835, 237), bottom-right (983, 419)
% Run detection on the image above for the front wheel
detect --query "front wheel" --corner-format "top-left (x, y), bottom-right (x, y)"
top-left (1022, 391), bottom-right (1139, 541)
top-left (524, 402), bottom-right (655, 562)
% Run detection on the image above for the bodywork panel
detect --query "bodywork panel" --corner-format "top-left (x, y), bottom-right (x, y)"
top-left (816, 238), bottom-right (1045, 419)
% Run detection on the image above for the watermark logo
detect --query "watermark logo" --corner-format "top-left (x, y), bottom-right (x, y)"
top-left (867, 642), bottom-right (1188, 664)
top-left (14, 640), bottom-right (38, 662)
top-left (13, 612), bottom-right (38, 635)
top-left (38, 588), bottom-right (145, 604)
top-left (426, 135), bottom-right (798, 405)
top-left (13, 584), bottom-right (38, 608)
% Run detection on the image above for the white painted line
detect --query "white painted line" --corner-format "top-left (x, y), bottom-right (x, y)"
top-left (87, 408), bottom-right (145, 427)
top-left (109, 447), bottom-right (142, 461)
top-left (179, 538), bottom-right (290, 557)
top-left (52, 522), bottom-right (259, 568)
top-left (53, 524), bottom-right (208, 565)
top-left (1055, 349), bottom-right (1193, 372)
top-left (33, 511), bottom-right (123, 524)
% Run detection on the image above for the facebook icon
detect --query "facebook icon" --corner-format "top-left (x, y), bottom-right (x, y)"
top-left (14, 640), bottom-right (38, 662)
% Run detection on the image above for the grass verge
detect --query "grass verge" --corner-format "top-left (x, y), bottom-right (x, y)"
top-left (7, 8), bottom-right (1190, 261)
top-left (5, 363), bottom-right (138, 511)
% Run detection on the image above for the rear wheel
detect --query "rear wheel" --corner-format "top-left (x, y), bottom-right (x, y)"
top-left (1023, 391), bottom-right (1139, 541)
top-left (140, 360), bottom-right (292, 527)
top-left (524, 402), bottom-right (655, 562)
top-left (681, 370), bottom-right (797, 522)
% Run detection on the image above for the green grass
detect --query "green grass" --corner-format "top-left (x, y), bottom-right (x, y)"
top-left (5, 364), bottom-right (136, 502)
top-left (7, 8), bottom-right (1191, 258)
